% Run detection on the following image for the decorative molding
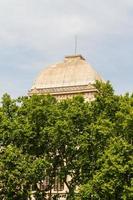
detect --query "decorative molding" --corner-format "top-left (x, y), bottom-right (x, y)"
top-left (28, 84), bottom-right (97, 96)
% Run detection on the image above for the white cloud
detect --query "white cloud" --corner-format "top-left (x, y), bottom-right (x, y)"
top-left (0, 0), bottom-right (132, 50)
top-left (0, 0), bottom-right (132, 96)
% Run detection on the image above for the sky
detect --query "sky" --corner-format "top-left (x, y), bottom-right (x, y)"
top-left (0, 0), bottom-right (133, 98)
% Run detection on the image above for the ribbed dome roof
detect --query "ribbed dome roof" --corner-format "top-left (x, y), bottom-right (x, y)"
top-left (31, 55), bottom-right (103, 90)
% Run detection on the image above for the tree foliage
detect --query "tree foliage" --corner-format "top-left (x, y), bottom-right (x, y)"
top-left (0, 82), bottom-right (133, 199)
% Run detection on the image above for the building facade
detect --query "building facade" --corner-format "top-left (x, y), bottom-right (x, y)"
top-left (29, 55), bottom-right (103, 101)
top-left (29, 55), bottom-right (104, 199)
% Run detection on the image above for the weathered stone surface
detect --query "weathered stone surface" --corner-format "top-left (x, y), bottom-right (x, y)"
top-left (29, 55), bottom-right (104, 100)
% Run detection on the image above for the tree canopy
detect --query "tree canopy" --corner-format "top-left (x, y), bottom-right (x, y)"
top-left (0, 82), bottom-right (133, 200)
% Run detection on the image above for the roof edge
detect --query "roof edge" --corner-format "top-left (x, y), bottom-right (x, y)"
top-left (65, 54), bottom-right (85, 60)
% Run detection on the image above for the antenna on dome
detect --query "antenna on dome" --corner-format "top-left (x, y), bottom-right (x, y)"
top-left (74, 35), bottom-right (78, 55)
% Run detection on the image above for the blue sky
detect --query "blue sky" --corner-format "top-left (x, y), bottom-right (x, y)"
top-left (0, 0), bottom-right (133, 98)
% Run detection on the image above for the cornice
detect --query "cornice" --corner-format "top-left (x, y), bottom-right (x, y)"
top-left (28, 84), bottom-right (97, 96)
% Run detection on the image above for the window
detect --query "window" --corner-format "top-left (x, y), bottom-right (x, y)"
top-left (54, 177), bottom-right (64, 191)
top-left (40, 176), bottom-right (49, 190)
top-left (39, 176), bottom-right (64, 192)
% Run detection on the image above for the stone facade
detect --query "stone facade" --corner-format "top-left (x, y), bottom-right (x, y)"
top-left (29, 55), bottom-right (104, 199)
top-left (29, 55), bottom-right (103, 101)
top-left (29, 84), bottom-right (97, 101)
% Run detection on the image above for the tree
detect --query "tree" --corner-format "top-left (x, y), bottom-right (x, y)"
top-left (0, 95), bottom-right (56, 199)
top-left (0, 82), bottom-right (133, 199)
top-left (0, 144), bottom-right (49, 200)
top-left (78, 137), bottom-right (133, 200)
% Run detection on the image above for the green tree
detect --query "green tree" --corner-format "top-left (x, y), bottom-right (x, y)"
top-left (0, 145), bottom-right (49, 200)
top-left (78, 137), bottom-right (133, 200)
top-left (0, 82), bottom-right (133, 200)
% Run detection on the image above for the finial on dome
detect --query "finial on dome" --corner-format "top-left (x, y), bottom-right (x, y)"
top-left (75, 35), bottom-right (77, 55)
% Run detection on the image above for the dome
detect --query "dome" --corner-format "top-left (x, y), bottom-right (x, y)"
top-left (32, 55), bottom-right (102, 89)
top-left (29, 55), bottom-right (104, 100)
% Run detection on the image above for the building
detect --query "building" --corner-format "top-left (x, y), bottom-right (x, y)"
top-left (29, 54), bottom-right (104, 199)
top-left (29, 55), bottom-right (103, 101)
